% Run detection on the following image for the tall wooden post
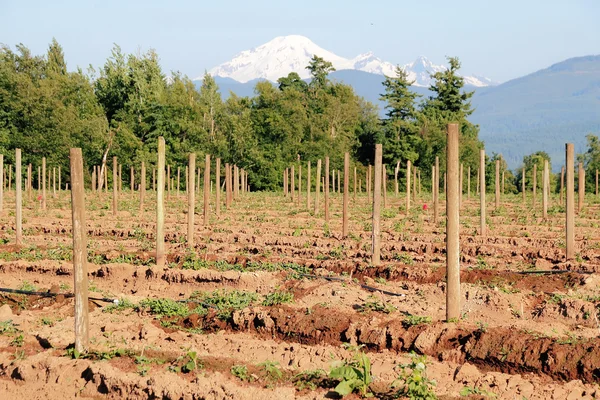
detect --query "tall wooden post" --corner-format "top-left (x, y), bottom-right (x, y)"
top-left (522, 167), bottom-right (526, 203)
top-left (566, 144), bottom-right (574, 260)
top-left (112, 157), bottom-right (118, 216)
top-left (480, 150), bottom-right (486, 237)
top-left (372, 144), bottom-right (382, 266)
top-left (395, 163), bottom-right (399, 197)
top-left (324, 157), bottom-right (330, 222)
top-left (560, 166), bottom-right (565, 205)
top-left (283, 168), bottom-right (288, 197)
top-left (0, 155), bottom-right (5, 211)
top-left (406, 160), bottom-right (411, 212)
top-left (225, 163), bottom-right (232, 208)
top-left (15, 149), bottom-right (22, 245)
top-left (353, 166), bottom-right (357, 201)
top-left (188, 154), bottom-right (196, 248)
top-left (467, 165), bottom-right (471, 200)
top-left (578, 163), bottom-right (585, 213)
top-left (58, 166), bottom-right (61, 193)
top-left (204, 155), bottom-right (210, 226)
top-left (42, 157), bottom-right (47, 210)
top-left (446, 124), bottom-right (460, 321)
top-left (215, 158), bottom-right (221, 217)
top-left (167, 165), bottom-right (171, 199)
top-left (307, 161), bottom-right (311, 210)
top-left (131, 166), bottom-right (135, 192)
top-left (177, 166), bottom-right (181, 196)
top-left (383, 164), bottom-right (387, 208)
top-left (70, 148), bottom-right (89, 354)
top-left (53, 167), bottom-right (56, 199)
top-left (434, 157), bottom-right (439, 224)
top-left (140, 161), bottom-right (145, 213)
top-left (412, 165), bottom-right (417, 202)
top-left (367, 165), bottom-right (372, 202)
top-left (152, 168), bottom-right (156, 192)
top-left (476, 166), bottom-right (480, 195)
top-left (495, 159), bottom-right (500, 209)
top-left (533, 164), bottom-right (537, 208)
top-left (343, 153), bottom-right (349, 238)
top-left (156, 137), bottom-right (166, 268)
top-left (298, 164), bottom-right (302, 206)
top-left (291, 165), bottom-right (295, 201)
top-left (543, 160), bottom-right (549, 219)
top-left (27, 164), bottom-right (31, 202)
top-left (315, 160), bottom-right (321, 215)
top-left (332, 170), bottom-right (335, 197)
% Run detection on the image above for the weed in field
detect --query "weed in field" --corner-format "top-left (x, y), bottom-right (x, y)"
top-left (460, 386), bottom-right (496, 397)
top-left (357, 296), bottom-right (396, 314)
top-left (137, 298), bottom-right (189, 318)
top-left (258, 360), bottom-right (283, 381)
top-left (262, 290), bottom-right (294, 306)
top-left (10, 334), bottom-right (24, 347)
top-left (394, 252), bottom-right (414, 265)
top-left (329, 344), bottom-right (372, 397)
top-left (293, 369), bottom-right (325, 391)
top-left (231, 364), bottom-right (252, 381)
top-left (190, 289), bottom-right (258, 320)
top-left (392, 353), bottom-right (437, 400)
top-left (0, 320), bottom-right (19, 335)
top-left (403, 315), bottom-right (432, 328)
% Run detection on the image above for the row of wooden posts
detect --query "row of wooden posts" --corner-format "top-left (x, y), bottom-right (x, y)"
top-left (2, 130), bottom-right (586, 352)
top-left (281, 153), bottom-right (589, 224)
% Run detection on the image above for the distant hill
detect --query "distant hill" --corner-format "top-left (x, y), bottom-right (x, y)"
top-left (207, 56), bottom-right (600, 171)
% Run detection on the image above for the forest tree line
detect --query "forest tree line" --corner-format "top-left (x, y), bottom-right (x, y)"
top-left (1, 39), bottom-right (599, 193)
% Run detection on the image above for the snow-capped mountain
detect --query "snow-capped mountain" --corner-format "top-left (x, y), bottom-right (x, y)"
top-left (201, 35), bottom-right (496, 87)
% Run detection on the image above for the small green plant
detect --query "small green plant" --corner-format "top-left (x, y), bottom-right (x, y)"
top-left (182, 351), bottom-right (201, 373)
top-left (231, 364), bottom-right (250, 381)
top-left (262, 290), bottom-right (294, 306)
top-left (402, 315), bottom-right (432, 328)
top-left (394, 252), bottom-right (414, 266)
top-left (476, 321), bottom-right (488, 333)
top-left (18, 280), bottom-right (37, 292)
top-left (293, 369), bottom-right (325, 391)
top-left (328, 345), bottom-right (373, 397)
top-left (460, 386), bottom-right (496, 397)
top-left (357, 296), bottom-right (396, 314)
top-left (0, 320), bottom-right (18, 335)
top-left (137, 298), bottom-right (190, 317)
top-left (392, 353), bottom-right (437, 399)
top-left (258, 360), bottom-right (283, 381)
top-left (10, 334), bottom-right (24, 347)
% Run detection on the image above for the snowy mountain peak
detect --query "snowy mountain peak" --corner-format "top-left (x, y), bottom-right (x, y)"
top-left (203, 35), bottom-right (496, 87)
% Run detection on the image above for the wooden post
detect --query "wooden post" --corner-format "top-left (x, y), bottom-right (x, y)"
top-left (140, 161), bottom-right (145, 213)
top-left (434, 157), bottom-right (439, 224)
top-left (522, 167), bottom-right (526, 203)
top-left (560, 166), bottom-right (565, 205)
top-left (112, 157), bottom-right (118, 216)
top-left (343, 153), bottom-right (349, 238)
top-left (325, 157), bottom-right (330, 222)
top-left (234, 165), bottom-right (239, 200)
top-left (0, 155), bottom-right (4, 212)
top-left (284, 168), bottom-right (288, 197)
top-left (307, 161), bottom-right (311, 210)
top-left (291, 165), bottom-right (295, 201)
top-left (204, 155), bottom-right (210, 226)
top-left (383, 164), bottom-right (387, 208)
top-left (104, 166), bottom-right (108, 193)
top-left (533, 164), bottom-right (537, 208)
top-left (467, 165), bottom-right (471, 200)
top-left (152, 168), bottom-right (156, 192)
top-left (480, 150), bottom-right (486, 237)
top-left (406, 160), bottom-right (411, 212)
top-left (53, 167), bottom-right (56, 199)
top-left (42, 158), bottom-right (47, 210)
top-left (176, 166), bottom-right (181, 196)
top-left (446, 124), bottom-right (460, 321)
top-left (495, 159), bottom-right (500, 208)
top-left (332, 169), bottom-right (335, 197)
top-left (58, 166), bottom-right (61, 193)
top-left (315, 160), bottom-right (321, 215)
top-left (353, 166), bottom-right (357, 201)
top-left (188, 154), bottom-right (196, 248)
top-left (70, 148), bottom-right (89, 354)
top-left (367, 165), bottom-right (372, 202)
top-left (167, 165), bottom-right (171, 199)
top-left (543, 160), bottom-right (549, 219)
top-left (225, 163), bottom-right (231, 208)
top-left (298, 164), bottom-right (302, 206)
top-left (27, 164), bottom-right (32, 202)
top-left (15, 149), bottom-right (22, 245)
top-left (216, 158), bottom-right (221, 217)
top-left (197, 167), bottom-right (201, 195)
top-left (37, 166), bottom-right (41, 192)
top-left (412, 164), bottom-right (417, 203)
top-left (156, 137), bottom-right (166, 268)
top-left (372, 144), bottom-right (382, 266)
top-left (131, 166), bottom-right (135, 192)
top-left (566, 144), bottom-right (574, 260)
top-left (395, 162), bottom-right (399, 197)
top-left (92, 168), bottom-right (96, 193)
top-left (578, 162), bottom-right (585, 213)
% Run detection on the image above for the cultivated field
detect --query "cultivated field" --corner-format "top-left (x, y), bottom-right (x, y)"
top-left (1, 187), bottom-right (600, 399)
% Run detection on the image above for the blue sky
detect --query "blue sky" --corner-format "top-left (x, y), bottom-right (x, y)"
top-left (2, 0), bottom-right (598, 82)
